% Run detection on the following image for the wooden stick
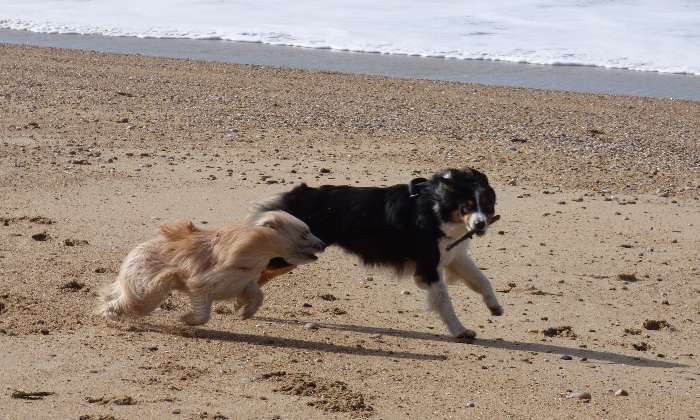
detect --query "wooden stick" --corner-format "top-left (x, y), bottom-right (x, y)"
top-left (445, 214), bottom-right (501, 251)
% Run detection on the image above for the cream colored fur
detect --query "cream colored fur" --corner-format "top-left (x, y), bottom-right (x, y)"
top-left (97, 211), bottom-right (324, 325)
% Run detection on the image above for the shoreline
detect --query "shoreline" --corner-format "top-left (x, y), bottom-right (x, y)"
top-left (2, 28), bottom-right (700, 101)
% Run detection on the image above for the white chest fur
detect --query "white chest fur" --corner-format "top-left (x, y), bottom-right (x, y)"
top-left (438, 222), bottom-right (470, 267)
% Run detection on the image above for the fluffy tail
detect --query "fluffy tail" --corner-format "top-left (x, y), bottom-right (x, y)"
top-left (247, 188), bottom-right (295, 224)
top-left (97, 269), bottom-right (182, 320)
top-left (97, 243), bottom-right (183, 320)
top-left (97, 280), bottom-right (130, 320)
top-left (246, 183), bottom-right (309, 224)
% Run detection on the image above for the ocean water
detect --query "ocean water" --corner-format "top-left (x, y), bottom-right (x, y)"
top-left (1, 0), bottom-right (699, 75)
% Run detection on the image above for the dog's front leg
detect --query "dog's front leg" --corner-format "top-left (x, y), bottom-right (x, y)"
top-left (415, 251), bottom-right (475, 340)
top-left (447, 254), bottom-right (503, 316)
top-left (427, 279), bottom-right (476, 340)
top-left (237, 281), bottom-right (264, 320)
top-left (181, 289), bottom-right (213, 326)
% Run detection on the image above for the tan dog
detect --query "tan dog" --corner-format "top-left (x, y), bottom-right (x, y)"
top-left (98, 211), bottom-right (325, 325)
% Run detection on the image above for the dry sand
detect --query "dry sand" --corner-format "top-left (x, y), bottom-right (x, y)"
top-left (1, 44), bottom-right (699, 419)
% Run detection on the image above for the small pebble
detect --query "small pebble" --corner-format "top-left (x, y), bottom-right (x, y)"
top-left (304, 322), bottom-right (320, 330)
top-left (401, 290), bottom-right (411, 295)
top-left (31, 232), bottom-right (49, 241)
top-left (614, 389), bottom-right (628, 396)
top-left (466, 401), bottom-right (476, 408)
top-left (560, 355), bottom-right (573, 360)
top-left (566, 391), bottom-right (591, 401)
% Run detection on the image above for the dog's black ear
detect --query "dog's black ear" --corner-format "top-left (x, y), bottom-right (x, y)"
top-left (467, 167), bottom-right (489, 184)
top-left (437, 170), bottom-right (457, 190)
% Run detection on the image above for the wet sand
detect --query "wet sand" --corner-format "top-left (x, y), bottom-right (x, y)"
top-left (2, 29), bottom-right (700, 101)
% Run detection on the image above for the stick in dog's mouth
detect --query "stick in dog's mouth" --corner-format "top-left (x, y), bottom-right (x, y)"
top-left (446, 214), bottom-right (501, 251)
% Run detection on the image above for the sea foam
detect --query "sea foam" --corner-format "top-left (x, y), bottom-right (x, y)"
top-left (1, 0), bottom-right (699, 75)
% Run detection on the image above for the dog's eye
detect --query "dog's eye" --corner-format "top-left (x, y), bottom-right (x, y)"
top-left (459, 202), bottom-right (474, 214)
top-left (301, 232), bottom-right (309, 240)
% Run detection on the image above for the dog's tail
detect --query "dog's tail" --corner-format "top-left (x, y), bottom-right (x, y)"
top-left (96, 280), bottom-right (131, 320)
top-left (248, 183), bottom-right (309, 223)
top-left (97, 245), bottom-right (183, 320)
top-left (97, 269), bottom-right (182, 320)
top-left (247, 194), bottom-right (285, 224)
top-left (159, 220), bottom-right (198, 241)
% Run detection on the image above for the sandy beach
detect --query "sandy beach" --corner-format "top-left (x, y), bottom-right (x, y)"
top-left (1, 44), bottom-right (699, 419)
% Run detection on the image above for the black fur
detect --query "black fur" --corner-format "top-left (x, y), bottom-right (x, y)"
top-left (260, 168), bottom-right (496, 285)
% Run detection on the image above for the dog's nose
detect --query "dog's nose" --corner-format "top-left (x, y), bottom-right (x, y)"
top-left (473, 220), bottom-right (486, 231)
top-left (316, 241), bottom-right (327, 251)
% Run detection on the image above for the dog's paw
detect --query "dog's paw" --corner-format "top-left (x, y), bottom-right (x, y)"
top-left (238, 303), bottom-right (261, 320)
top-left (180, 312), bottom-right (208, 326)
top-left (488, 304), bottom-right (504, 316)
top-left (454, 328), bottom-right (477, 341)
top-left (233, 297), bottom-right (246, 312)
top-left (238, 308), bottom-right (256, 320)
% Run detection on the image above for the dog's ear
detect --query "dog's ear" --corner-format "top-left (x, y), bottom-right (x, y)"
top-left (255, 213), bottom-right (279, 230)
top-left (467, 167), bottom-right (489, 184)
top-left (437, 170), bottom-right (457, 190)
top-left (408, 177), bottom-right (429, 197)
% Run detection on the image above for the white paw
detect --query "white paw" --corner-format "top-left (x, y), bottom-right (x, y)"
top-left (238, 304), bottom-right (260, 320)
top-left (454, 328), bottom-right (477, 341)
top-left (180, 312), bottom-right (208, 326)
top-left (488, 304), bottom-right (504, 316)
top-left (454, 329), bottom-right (477, 340)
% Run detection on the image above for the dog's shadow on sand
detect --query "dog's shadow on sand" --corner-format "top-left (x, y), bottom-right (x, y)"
top-left (132, 321), bottom-right (447, 361)
top-left (253, 317), bottom-right (690, 369)
top-left (131, 319), bottom-right (689, 368)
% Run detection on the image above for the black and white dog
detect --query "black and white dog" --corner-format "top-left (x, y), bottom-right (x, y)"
top-left (254, 167), bottom-right (503, 339)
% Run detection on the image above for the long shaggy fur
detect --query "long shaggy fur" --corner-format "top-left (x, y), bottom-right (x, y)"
top-left (97, 211), bottom-right (325, 325)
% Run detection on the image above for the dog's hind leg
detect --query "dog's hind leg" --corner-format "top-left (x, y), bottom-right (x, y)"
top-left (446, 254), bottom-right (503, 316)
top-left (426, 280), bottom-right (475, 339)
top-left (181, 289), bottom-right (213, 326)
